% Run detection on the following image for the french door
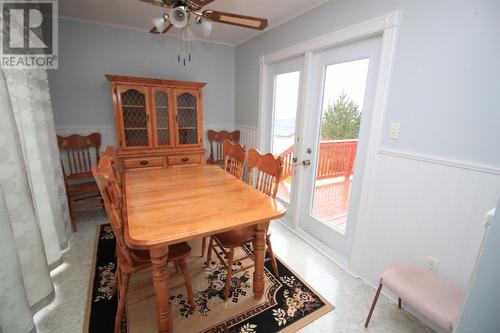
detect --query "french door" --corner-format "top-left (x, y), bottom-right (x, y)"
top-left (264, 56), bottom-right (304, 220)
top-left (267, 36), bottom-right (382, 262)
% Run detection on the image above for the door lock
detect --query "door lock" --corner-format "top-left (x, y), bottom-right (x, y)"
top-left (302, 160), bottom-right (311, 166)
top-left (306, 148), bottom-right (312, 154)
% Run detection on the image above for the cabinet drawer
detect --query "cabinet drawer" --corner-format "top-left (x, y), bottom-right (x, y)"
top-left (123, 157), bottom-right (164, 169)
top-left (168, 154), bottom-right (202, 166)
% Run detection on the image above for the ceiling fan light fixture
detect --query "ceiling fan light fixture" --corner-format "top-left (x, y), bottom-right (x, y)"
top-left (200, 19), bottom-right (213, 37)
top-left (151, 14), bottom-right (169, 32)
top-left (170, 6), bottom-right (189, 29)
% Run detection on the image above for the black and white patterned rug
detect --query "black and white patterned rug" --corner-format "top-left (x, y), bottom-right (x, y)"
top-left (85, 224), bottom-right (334, 333)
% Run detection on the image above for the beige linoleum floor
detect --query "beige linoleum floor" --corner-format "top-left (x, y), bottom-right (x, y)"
top-left (34, 211), bottom-right (433, 333)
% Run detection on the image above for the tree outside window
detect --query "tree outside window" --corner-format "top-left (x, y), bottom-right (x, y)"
top-left (321, 92), bottom-right (361, 140)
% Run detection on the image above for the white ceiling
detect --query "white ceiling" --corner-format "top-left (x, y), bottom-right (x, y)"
top-left (60, 0), bottom-right (330, 46)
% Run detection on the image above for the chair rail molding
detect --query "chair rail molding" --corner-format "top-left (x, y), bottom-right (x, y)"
top-left (377, 147), bottom-right (500, 176)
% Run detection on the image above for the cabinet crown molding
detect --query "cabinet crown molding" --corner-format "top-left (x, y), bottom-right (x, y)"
top-left (105, 74), bottom-right (207, 89)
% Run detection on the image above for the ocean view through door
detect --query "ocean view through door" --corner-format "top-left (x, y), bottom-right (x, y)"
top-left (265, 57), bottom-right (304, 220)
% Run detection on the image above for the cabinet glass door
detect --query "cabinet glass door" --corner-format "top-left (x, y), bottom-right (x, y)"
top-left (118, 85), bottom-right (151, 148)
top-left (175, 90), bottom-right (199, 146)
top-left (152, 87), bottom-right (173, 147)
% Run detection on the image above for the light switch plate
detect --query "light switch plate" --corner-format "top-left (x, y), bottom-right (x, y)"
top-left (389, 122), bottom-right (400, 140)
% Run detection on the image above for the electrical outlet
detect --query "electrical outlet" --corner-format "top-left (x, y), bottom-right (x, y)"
top-left (389, 122), bottom-right (400, 140)
top-left (426, 256), bottom-right (440, 274)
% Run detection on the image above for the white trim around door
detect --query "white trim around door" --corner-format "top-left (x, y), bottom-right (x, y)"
top-left (257, 11), bottom-right (400, 272)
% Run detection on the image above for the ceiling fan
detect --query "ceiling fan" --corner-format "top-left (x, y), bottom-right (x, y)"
top-left (141, 0), bottom-right (268, 35)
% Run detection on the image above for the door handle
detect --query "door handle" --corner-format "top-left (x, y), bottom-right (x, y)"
top-left (139, 160), bottom-right (149, 166)
top-left (292, 157), bottom-right (298, 163)
top-left (181, 157), bottom-right (190, 163)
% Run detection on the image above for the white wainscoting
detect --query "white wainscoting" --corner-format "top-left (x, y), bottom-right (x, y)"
top-left (235, 124), bottom-right (258, 149)
top-left (55, 125), bottom-right (117, 149)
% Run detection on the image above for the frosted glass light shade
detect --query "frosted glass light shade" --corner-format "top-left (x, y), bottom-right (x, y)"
top-left (170, 7), bottom-right (189, 29)
top-left (151, 17), bottom-right (169, 32)
top-left (201, 20), bottom-right (213, 37)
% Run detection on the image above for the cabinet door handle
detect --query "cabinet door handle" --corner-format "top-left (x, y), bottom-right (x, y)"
top-left (140, 160), bottom-right (149, 166)
top-left (181, 157), bottom-right (189, 163)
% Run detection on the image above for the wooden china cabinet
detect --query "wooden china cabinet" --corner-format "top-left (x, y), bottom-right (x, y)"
top-left (106, 75), bottom-right (206, 170)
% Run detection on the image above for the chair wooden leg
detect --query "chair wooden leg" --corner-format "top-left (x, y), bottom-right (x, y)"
top-left (266, 235), bottom-right (279, 277)
top-left (69, 199), bottom-right (77, 232)
top-left (115, 272), bottom-right (130, 333)
top-left (201, 237), bottom-right (207, 257)
top-left (224, 248), bottom-right (235, 301)
top-left (179, 259), bottom-right (195, 309)
top-left (364, 283), bottom-right (383, 328)
top-left (111, 266), bottom-right (120, 297)
top-left (398, 297), bottom-right (402, 309)
top-left (205, 236), bottom-right (214, 266)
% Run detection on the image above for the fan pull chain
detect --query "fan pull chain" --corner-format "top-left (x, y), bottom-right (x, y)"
top-left (177, 29), bottom-right (181, 63)
top-left (182, 28), bottom-right (186, 66)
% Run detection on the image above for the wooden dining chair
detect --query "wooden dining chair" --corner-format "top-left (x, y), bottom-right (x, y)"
top-left (200, 140), bottom-right (246, 258)
top-left (223, 139), bottom-right (246, 180)
top-left (206, 148), bottom-right (282, 301)
top-left (206, 130), bottom-right (240, 166)
top-left (93, 154), bottom-right (195, 333)
top-left (57, 133), bottom-right (103, 232)
top-left (101, 145), bottom-right (121, 186)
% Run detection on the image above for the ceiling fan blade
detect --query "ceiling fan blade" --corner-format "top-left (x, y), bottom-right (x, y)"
top-left (186, 0), bottom-right (215, 10)
top-left (150, 23), bottom-right (173, 34)
top-left (140, 0), bottom-right (174, 7)
top-left (203, 10), bottom-right (268, 30)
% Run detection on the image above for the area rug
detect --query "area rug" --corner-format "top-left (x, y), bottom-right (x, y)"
top-left (84, 224), bottom-right (334, 333)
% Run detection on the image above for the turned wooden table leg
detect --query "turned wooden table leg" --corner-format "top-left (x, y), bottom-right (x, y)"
top-left (253, 222), bottom-right (267, 299)
top-left (150, 246), bottom-right (172, 333)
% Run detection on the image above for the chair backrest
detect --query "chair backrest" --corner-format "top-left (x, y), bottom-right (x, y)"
top-left (247, 148), bottom-right (283, 199)
top-left (223, 140), bottom-right (246, 180)
top-left (207, 130), bottom-right (240, 164)
top-left (58, 133), bottom-right (101, 182)
top-left (101, 145), bottom-right (121, 187)
top-left (92, 154), bottom-right (135, 266)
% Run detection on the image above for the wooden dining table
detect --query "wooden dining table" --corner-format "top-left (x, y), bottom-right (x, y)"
top-left (124, 164), bottom-right (287, 333)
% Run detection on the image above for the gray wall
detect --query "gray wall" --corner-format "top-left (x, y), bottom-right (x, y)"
top-left (235, 0), bottom-right (500, 167)
top-left (49, 19), bottom-right (235, 128)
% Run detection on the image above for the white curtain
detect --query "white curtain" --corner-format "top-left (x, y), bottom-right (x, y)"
top-left (0, 67), bottom-right (71, 332)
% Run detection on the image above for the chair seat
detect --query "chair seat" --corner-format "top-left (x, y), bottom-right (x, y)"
top-left (67, 180), bottom-right (100, 196)
top-left (380, 264), bottom-right (464, 331)
top-left (119, 242), bottom-right (192, 273)
top-left (214, 225), bottom-right (269, 248)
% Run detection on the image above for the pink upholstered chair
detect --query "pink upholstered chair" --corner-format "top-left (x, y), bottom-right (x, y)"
top-left (364, 264), bottom-right (464, 331)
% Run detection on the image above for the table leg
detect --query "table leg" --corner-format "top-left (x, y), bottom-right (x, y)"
top-left (253, 222), bottom-right (267, 299)
top-left (150, 246), bottom-right (172, 333)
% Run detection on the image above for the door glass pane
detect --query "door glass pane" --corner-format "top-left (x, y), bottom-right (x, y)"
top-left (272, 71), bottom-right (300, 203)
top-left (311, 58), bottom-right (369, 233)
top-left (121, 89), bottom-right (149, 147)
top-left (177, 93), bottom-right (198, 145)
top-left (155, 91), bottom-right (170, 146)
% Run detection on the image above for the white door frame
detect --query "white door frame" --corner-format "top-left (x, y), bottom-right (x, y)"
top-left (257, 11), bottom-right (400, 272)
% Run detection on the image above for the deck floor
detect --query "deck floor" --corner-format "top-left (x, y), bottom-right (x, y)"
top-left (277, 177), bottom-right (351, 233)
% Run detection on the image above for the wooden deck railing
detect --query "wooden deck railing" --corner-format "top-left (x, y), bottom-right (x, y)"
top-left (280, 140), bottom-right (358, 180)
